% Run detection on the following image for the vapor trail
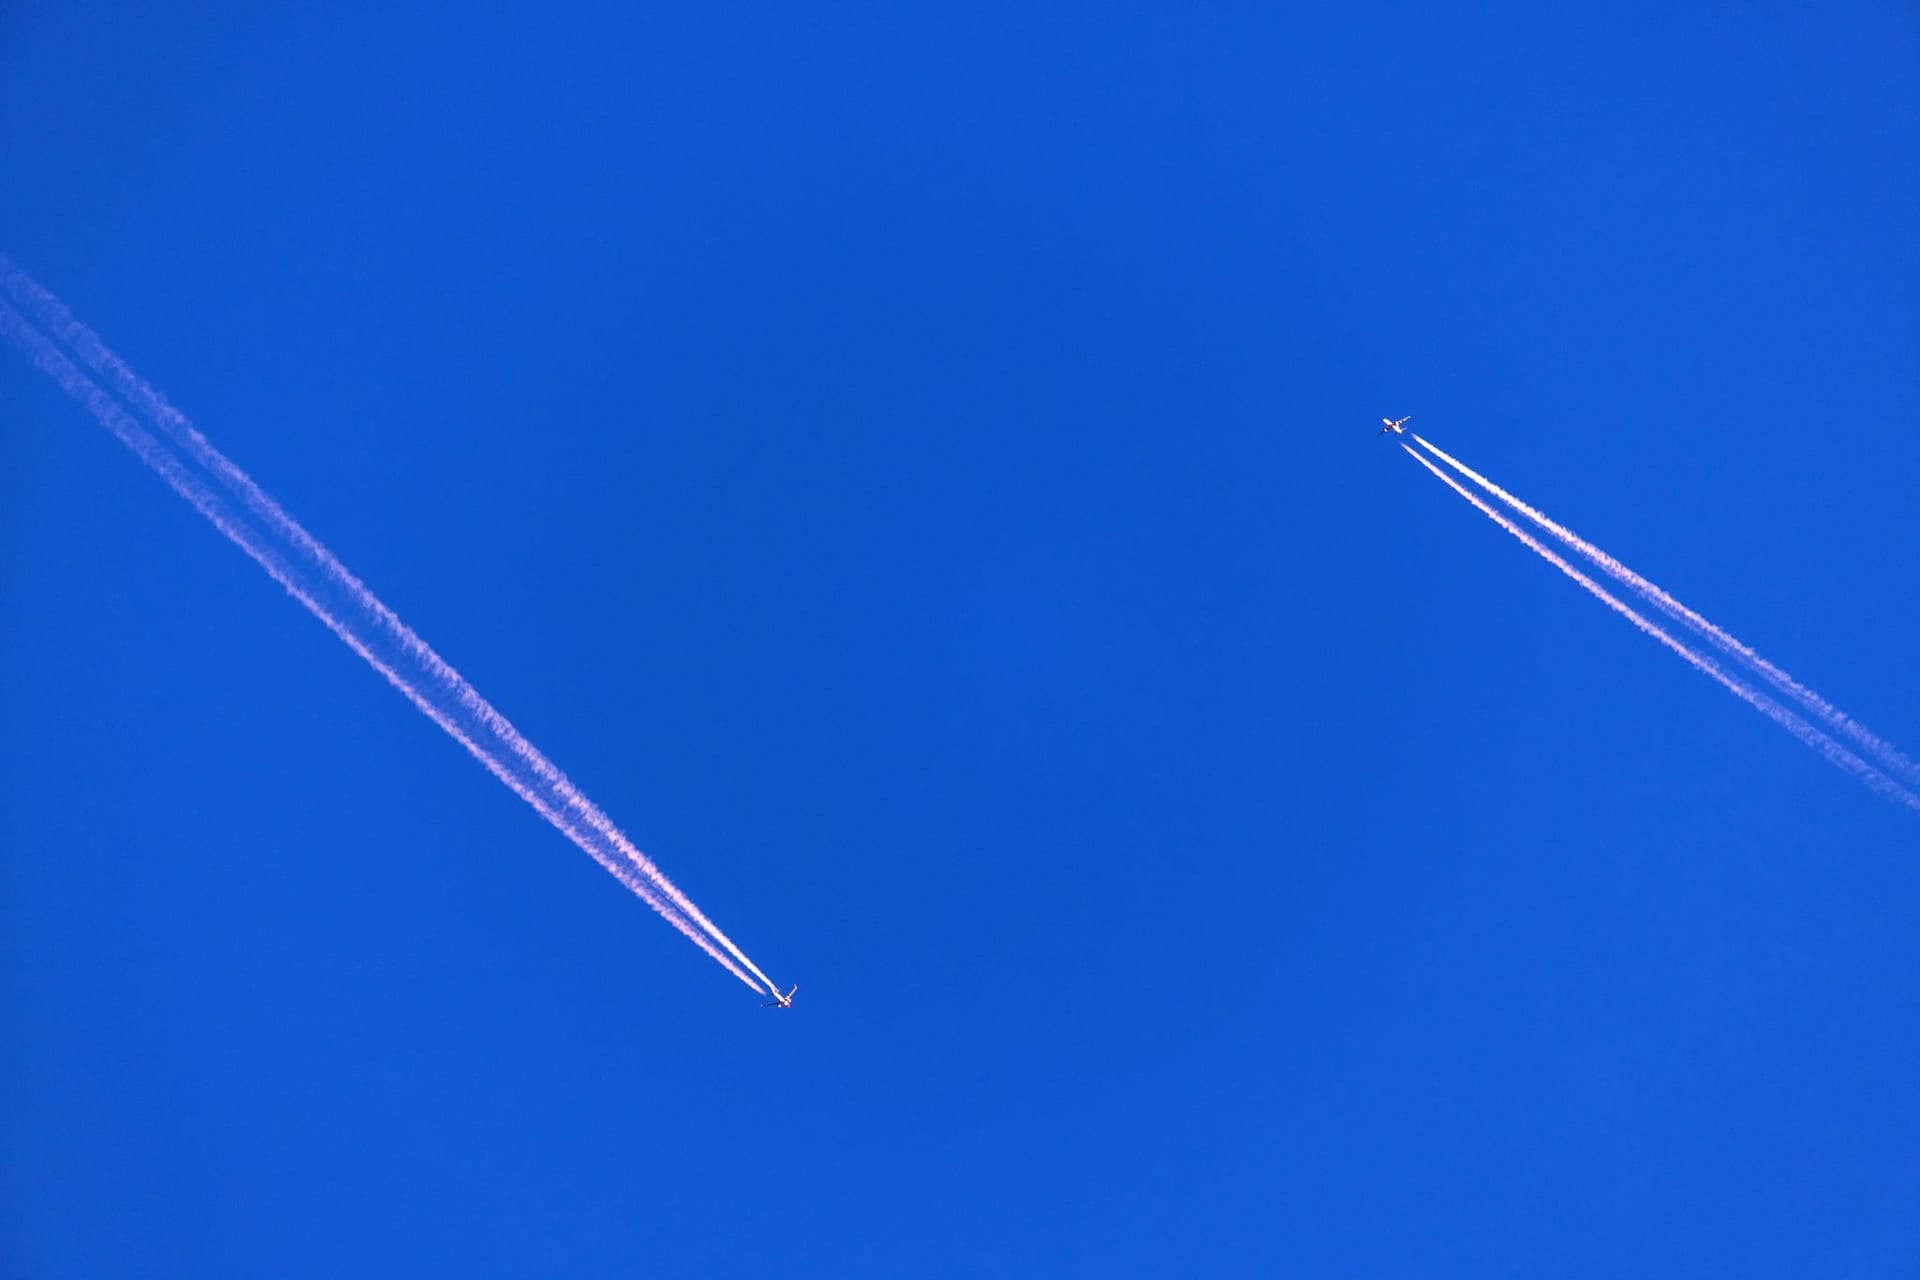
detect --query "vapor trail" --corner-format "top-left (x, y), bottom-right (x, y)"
top-left (1, 290), bottom-right (772, 991)
top-left (1411, 432), bottom-right (1920, 788)
top-left (1404, 445), bottom-right (1920, 812)
top-left (0, 255), bottom-right (779, 997)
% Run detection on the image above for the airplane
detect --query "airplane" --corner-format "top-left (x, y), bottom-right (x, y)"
top-left (763, 984), bottom-right (798, 1010)
top-left (1379, 416), bottom-right (1411, 435)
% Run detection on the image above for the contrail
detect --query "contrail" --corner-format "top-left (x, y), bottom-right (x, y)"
top-left (1403, 445), bottom-right (1920, 812)
top-left (1411, 432), bottom-right (1920, 789)
top-left (1, 287), bottom-right (775, 992)
top-left (0, 255), bottom-right (779, 998)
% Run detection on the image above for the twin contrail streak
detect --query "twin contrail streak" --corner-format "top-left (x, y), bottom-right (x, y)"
top-left (1, 264), bottom-right (777, 993)
top-left (1411, 433), bottom-right (1920, 790)
top-left (1403, 444), bottom-right (1920, 812)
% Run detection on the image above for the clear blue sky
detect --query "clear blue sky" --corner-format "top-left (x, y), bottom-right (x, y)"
top-left (5, 4), bottom-right (1918, 1275)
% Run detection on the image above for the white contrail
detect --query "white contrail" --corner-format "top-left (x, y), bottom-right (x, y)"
top-left (1404, 445), bottom-right (1920, 812)
top-left (1, 293), bottom-right (773, 991)
top-left (0, 256), bottom-right (780, 998)
top-left (1411, 432), bottom-right (1920, 788)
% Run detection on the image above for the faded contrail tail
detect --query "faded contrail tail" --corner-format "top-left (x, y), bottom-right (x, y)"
top-left (1410, 432), bottom-right (1920, 789)
top-left (1, 283), bottom-right (776, 993)
top-left (1404, 444), bottom-right (1920, 812)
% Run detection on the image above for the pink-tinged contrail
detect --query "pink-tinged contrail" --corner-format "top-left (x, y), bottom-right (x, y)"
top-left (1403, 445), bottom-right (1920, 812)
top-left (0, 255), bottom-right (779, 998)
top-left (1411, 432), bottom-right (1920, 789)
top-left (0, 290), bottom-right (775, 992)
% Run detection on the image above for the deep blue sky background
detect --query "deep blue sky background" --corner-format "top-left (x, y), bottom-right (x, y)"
top-left (5, 4), bottom-right (1919, 1275)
